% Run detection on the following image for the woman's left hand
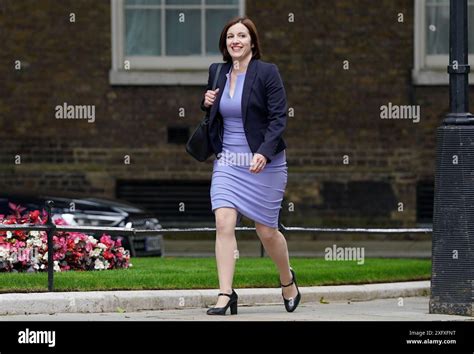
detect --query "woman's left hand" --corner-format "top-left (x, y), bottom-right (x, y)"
top-left (249, 153), bottom-right (267, 173)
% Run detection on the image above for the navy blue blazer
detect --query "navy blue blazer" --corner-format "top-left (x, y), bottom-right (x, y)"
top-left (200, 57), bottom-right (288, 163)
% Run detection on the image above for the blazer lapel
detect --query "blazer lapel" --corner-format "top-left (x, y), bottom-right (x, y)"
top-left (209, 58), bottom-right (258, 127)
top-left (241, 58), bottom-right (258, 127)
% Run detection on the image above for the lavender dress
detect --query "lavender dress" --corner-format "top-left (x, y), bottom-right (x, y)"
top-left (210, 67), bottom-right (288, 228)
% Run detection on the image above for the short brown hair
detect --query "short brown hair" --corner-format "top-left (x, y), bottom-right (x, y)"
top-left (218, 16), bottom-right (261, 62)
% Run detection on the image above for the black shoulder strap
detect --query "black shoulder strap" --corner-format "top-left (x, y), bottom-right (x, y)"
top-left (212, 63), bottom-right (223, 90)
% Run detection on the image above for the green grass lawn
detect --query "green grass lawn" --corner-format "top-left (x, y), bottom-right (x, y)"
top-left (0, 257), bottom-right (431, 293)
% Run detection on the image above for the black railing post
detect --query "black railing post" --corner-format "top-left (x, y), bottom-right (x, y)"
top-left (45, 200), bottom-right (56, 292)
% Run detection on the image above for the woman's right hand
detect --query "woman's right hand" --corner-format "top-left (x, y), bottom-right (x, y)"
top-left (203, 88), bottom-right (220, 108)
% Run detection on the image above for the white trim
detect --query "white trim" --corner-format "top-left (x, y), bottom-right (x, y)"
top-left (239, 0), bottom-right (245, 16)
top-left (201, 0), bottom-right (205, 56)
top-left (413, 69), bottom-right (474, 85)
top-left (161, 0), bottom-right (165, 56)
top-left (109, 70), bottom-right (209, 86)
top-left (123, 55), bottom-right (221, 69)
top-left (110, 0), bottom-right (245, 85)
top-left (413, 0), bottom-right (474, 85)
top-left (413, 0), bottom-right (424, 76)
top-left (111, 0), bottom-right (124, 72)
top-left (426, 53), bottom-right (474, 67)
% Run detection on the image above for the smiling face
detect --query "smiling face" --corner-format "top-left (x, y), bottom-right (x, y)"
top-left (226, 22), bottom-right (253, 63)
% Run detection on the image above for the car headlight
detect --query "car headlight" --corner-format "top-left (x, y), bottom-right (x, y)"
top-left (60, 213), bottom-right (125, 227)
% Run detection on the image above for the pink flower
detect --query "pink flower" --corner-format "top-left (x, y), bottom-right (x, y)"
top-left (99, 235), bottom-right (115, 248)
top-left (0, 205), bottom-right (131, 273)
top-left (53, 217), bottom-right (69, 226)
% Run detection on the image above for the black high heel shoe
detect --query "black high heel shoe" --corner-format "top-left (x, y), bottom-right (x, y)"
top-left (206, 289), bottom-right (238, 315)
top-left (281, 268), bottom-right (301, 312)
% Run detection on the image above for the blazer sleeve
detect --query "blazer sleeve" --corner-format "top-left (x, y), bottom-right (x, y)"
top-left (256, 64), bottom-right (287, 163)
top-left (200, 63), bottom-right (215, 112)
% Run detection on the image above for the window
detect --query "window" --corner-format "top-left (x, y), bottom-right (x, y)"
top-left (413, 0), bottom-right (474, 85)
top-left (110, 0), bottom-right (244, 85)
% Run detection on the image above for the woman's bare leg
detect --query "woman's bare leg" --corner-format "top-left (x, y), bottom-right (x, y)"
top-left (255, 222), bottom-right (298, 299)
top-left (213, 207), bottom-right (239, 307)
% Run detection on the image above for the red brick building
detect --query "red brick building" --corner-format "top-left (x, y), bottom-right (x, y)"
top-left (1, 0), bottom-right (473, 227)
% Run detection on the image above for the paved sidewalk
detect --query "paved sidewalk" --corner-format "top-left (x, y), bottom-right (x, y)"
top-left (1, 297), bottom-right (471, 321)
top-left (0, 281), bottom-right (430, 316)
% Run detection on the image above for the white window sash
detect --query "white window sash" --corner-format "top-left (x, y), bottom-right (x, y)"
top-left (413, 0), bottom-right (474, 85)
top-left (110, 0), bottom-right (245, 85)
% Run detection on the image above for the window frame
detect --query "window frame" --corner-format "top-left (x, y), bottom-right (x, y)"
top-left (110, 0), bottom-right (245, 85)
top-left (413, 0), bottom-right (474, 85)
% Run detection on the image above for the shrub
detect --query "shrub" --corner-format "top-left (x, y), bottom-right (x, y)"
top-left (0, 203), bottom-right (131, 272)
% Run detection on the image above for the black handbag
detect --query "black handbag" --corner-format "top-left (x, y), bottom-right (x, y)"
top-left (186, 63), bottom-right (223, 162)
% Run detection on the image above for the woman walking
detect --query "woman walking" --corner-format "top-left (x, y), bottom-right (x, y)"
top-left (201, 16), bottom-right (300, 315)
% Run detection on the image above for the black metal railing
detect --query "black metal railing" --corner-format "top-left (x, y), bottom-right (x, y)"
top-left (0, 200), bottom-right (433, 292)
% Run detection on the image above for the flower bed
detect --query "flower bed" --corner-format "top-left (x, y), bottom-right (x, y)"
top-left (0, 203), bottom-right (131, 272)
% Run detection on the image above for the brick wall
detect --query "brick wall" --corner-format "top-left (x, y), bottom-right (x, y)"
top-left (1, 0), bottom-right (472, 227)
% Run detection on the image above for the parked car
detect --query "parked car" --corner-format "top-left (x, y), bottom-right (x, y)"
top-left (0, 193), bottom-right (163, 257)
